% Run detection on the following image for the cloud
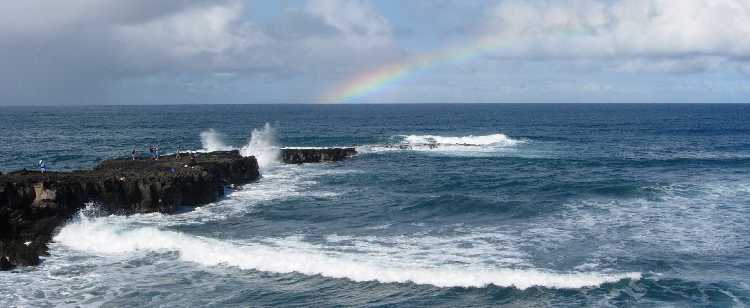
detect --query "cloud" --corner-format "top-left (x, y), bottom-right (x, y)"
top-left (0, 1), bottom-right (245, 104)
top-left (481, 0), bottom-right (750, 71)
top-left (0, 0), bottom-right (402, 104)
top-left (113, 0), bottom-right (400, 75)
top-left (616, 56), bottom-right (726, 74)
top-left (0, 0), bottom-right (747, 104)
top-left (0, 1), bottom-right (216, 44)
top-left (113, 1), bottom-right (266, 75)
top-left (306, 0), bottom-right (392, 37)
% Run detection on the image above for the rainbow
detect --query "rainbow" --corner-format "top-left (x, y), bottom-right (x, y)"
top-left (320, 21), bottom-right (592, 104)
top-left (320, 35), bottom-right (502, 103)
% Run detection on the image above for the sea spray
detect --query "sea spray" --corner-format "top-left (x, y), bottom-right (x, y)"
top-left (199, 124), bottom-right (280, 169)
top-left (200, 129), bottom-right (232, 151)
top-left (240, 123), bottom-right (280, 169)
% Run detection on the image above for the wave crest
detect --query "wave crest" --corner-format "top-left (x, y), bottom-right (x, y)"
top-left (54, 217), bottom-right (639, 290)
top-left (401, 133), bottom-right (521, 147)
top-left (359, 133), bottom-right (524, 155)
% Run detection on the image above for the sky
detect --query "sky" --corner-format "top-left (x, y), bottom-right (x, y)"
top-left (1, 0), bottom-right (749, 105)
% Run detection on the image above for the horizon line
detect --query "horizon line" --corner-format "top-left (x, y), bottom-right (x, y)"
top-left (1, 99), bottom-right (749, 107)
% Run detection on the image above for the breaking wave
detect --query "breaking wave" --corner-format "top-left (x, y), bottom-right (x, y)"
top-left (401, 133), bottom-right (521, 147)
top-left (239, 123), bottom-right (279, 169)
top-left (54, 214), bottom-right (639, 290)
top-left (200, 124), bottom-right (280, 169)
top-left (359, 133), bottom-right (525, 155)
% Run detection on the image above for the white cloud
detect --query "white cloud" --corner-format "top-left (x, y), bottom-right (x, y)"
top-left (114, 1), bottom-right (267, 73)
top-left (482, 0), bottom-right (750, 68)
top-left (306, 0), bottom-right (392, 37)
top-left (0, 0), bottom-right (403, 104)
top-left (302, 0), bottom-right (399, 66)
top-left (616, 56), bottom-right (726, 74)
top-left (0, 1), bottom-right (216, 44)
top-left (107, 1), bottom-right (398, 72)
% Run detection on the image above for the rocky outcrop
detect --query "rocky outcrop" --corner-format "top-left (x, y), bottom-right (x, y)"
top-left (281, 148), bottom-right (357, 164)
top-left (0, 150), bottom-right (260, 270)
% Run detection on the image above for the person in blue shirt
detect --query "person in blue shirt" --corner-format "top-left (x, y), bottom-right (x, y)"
top-left (38, 160), bottom-right (47, 173)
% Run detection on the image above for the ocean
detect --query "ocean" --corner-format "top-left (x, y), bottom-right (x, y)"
top-left (1, 104), bottom-right (749, 307)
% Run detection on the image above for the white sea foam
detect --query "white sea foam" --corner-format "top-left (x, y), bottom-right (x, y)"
top-left (401, 133), bottom-right (521, 147)
top-left (322, 232), bottom-right (529, 268)
top-left (360, 133), bottom-right (524, 156)
top-left (281, 146), bottom-right (352, 150)
top-left (53, 217), bottom-right (639, 290)
top-left (515, 179), bottom-right (750, 271)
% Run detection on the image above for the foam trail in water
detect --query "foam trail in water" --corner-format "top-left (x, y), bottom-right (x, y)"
top-left (200, 129), bottom-right (233, 152)
top-left (240, 123), bottom-right (280, 169)
top-left (54, 217), bottom-right (640, 290)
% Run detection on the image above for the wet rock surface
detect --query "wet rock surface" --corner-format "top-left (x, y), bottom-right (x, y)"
top-left (0, 150), bottom-right (260, 270)
top-left (281, 148), bottom-right (357, 164)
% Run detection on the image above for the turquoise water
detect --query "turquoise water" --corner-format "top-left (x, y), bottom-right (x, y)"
top-left (1, 104), bottom-right (749, 306)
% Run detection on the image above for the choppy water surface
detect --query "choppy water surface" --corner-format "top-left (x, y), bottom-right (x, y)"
top-left (1, 104), bottom-right (749, 307)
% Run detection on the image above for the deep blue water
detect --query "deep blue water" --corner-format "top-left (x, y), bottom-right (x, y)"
top-left (1, 104), bottom-right (749, 307)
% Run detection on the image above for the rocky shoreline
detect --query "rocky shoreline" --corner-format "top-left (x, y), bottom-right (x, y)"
top-left (0, 147), bottom-right (356, 270)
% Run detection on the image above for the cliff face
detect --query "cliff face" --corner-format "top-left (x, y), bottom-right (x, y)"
top-left (0, 150), bottom-right (260, 269)
top-left (281, 148), bottom-right (357, 164)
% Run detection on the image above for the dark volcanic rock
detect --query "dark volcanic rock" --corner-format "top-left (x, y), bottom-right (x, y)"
top-left (281, 148), bottom-right (357, 164)
top-left (0, 150), bottom-right (260, 270)
top-left (0, 256), bottom-right (11, 270)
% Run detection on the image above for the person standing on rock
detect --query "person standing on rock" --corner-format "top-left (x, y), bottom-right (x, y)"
top-left (149, 145), bottom-right (155, 160)
top-left (155, 145), bottom-right (160, 160)
top-left (189, 151), bottom-right (198, 166)
top-left (131, 147), bottom-right (137, 160)
top-left (38, 160), bottom-right (47, 173)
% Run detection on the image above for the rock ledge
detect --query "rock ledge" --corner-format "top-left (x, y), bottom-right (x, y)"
top-left (280, 147), bottom-right (356, 164)
top-left (0, 150), bottom-right (260, 269)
